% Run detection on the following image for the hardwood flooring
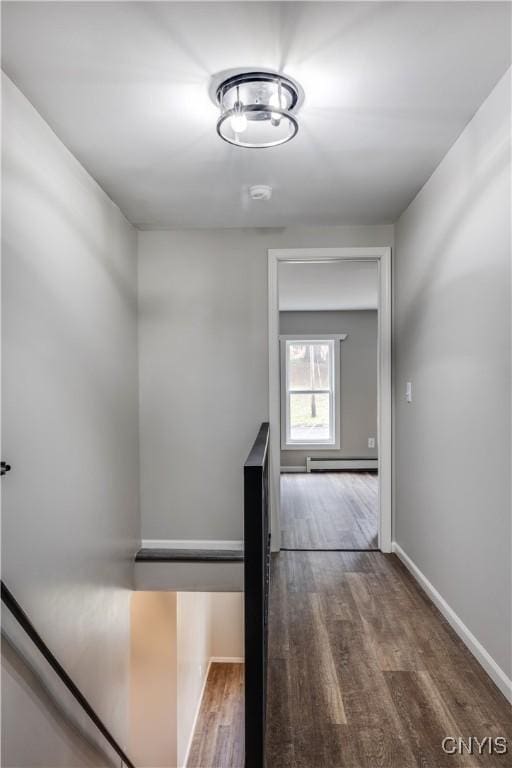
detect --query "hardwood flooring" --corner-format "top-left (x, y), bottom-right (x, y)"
top-left (280, 472), bottom-right (378, 550)
top-left (186, 553), bottom-right (511, 767)
top-left (266, 550), bottom-right (512, 767)
top-left (186, 662), bottom-right (244, 768)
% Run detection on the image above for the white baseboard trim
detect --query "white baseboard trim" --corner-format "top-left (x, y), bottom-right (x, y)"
top-left (141, 539), bottom-right (244, 551)
top-left (306, 457), bottom-right (378, 472)
top-left (280, 465), bottom-right (305, 473)
top-left (392, 542), bottom-right (512, 704)
top-left (210, 656), bottom-right (244, 664)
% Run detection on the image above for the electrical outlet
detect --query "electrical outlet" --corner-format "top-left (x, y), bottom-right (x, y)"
top-left (368, 437), bottom-right (375, 449)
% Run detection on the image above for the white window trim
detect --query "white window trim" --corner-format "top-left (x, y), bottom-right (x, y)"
top-left (279, 334), bottom-right (345, 451)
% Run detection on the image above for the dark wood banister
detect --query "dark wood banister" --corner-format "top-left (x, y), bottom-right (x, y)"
top-left (244, 422), bottom-right (271, 768)
top-left (1, 580), bottom-right (137, 768)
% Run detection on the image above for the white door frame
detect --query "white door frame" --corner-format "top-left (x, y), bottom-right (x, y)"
top-left (268, 246), bottom-right (392, 553)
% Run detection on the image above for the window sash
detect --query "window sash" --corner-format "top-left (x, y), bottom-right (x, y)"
top-left (286, 389), bottom-right (330, 395)
top-left (286, 392), bottom-right (335, 445)
top-left (283, 339), bottom-right (337, 447)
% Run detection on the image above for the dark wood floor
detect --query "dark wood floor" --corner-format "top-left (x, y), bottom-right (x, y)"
top-left (280, 472), bottom-right (378, 550)
top-left (186, 554), bottom-right (511, 767)
top-left (186, 662), bottom-right (244, 768)
top-left (266, 550), bottom-right (512, 767)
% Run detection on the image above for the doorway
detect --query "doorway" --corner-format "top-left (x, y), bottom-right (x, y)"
top-left (268, 248), bottom-right (392, 553)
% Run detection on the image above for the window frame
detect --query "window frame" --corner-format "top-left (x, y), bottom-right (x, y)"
top-left (279, 334), bottom-right (344, 450)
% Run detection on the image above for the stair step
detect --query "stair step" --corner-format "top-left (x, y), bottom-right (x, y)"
top-left (135, 548), bottom-right (244, 563)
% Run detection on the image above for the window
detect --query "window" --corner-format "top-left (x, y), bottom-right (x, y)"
top-left (280, 336), bottom-right (341, 449)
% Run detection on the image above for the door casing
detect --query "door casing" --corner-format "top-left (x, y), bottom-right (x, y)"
top-left (268, 246), bottom-right (392, 552)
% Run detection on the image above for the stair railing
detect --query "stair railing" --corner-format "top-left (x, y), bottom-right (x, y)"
top-left (244, 422), bottom-right (271, 768)
top-left (1, 580), bottom-right (137, 768)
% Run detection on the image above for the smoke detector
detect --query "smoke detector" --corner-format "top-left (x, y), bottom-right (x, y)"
top-left (249, 184), bottom-right (272, 201)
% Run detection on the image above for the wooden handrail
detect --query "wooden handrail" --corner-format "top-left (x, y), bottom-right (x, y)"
top-left (244, 422), bottom-right (271, 768)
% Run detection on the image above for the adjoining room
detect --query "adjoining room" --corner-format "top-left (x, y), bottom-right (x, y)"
top-left (278, 259), bottom-right (380, 551)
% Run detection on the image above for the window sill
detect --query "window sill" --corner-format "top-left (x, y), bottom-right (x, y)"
top-left (282, 442), bottom-right (340, 451)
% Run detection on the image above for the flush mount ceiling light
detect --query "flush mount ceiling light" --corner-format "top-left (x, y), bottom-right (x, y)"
top-left (216, 71), bottom-right (301, 148)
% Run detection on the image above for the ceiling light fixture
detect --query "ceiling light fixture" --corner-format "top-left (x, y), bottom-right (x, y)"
top-left (216, 71), bottom-right (301, 148)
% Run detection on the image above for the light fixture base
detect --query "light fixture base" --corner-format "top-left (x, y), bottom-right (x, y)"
top-left (249, 185), bottom-right (273, 201)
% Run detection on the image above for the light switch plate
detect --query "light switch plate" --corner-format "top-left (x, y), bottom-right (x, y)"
top-left (406, 382), bottom-right (413, 402)
top-left (368, 437), bottom-right (376, 448)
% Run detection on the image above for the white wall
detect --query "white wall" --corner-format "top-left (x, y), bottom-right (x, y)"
top-left (138, 225), bottom-right (393, 542)
top-left (130, 593), bottom-right (178, 768)
top-left (210, 592), bottom-right (244, 660)
top-left (176, 592), bottom-right (213, 768)
top-left (1, 73), bottom-right (139, 764)
top-left (394, 69), bottom-right (511, 683)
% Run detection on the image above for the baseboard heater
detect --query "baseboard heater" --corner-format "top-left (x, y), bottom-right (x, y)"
top-left (306, 457), bottom-right (378, 472)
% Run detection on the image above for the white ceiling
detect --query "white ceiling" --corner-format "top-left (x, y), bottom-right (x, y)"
top-left (279, 260), bottom-right (378, 311)
top-left (2, 2), bottom-right (510, 229)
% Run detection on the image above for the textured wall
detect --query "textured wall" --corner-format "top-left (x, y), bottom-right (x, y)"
top-left (394, 69), bottom-right (511, 677)
top-left (138, 225), bottom-right (393, 541)
top-left (130, 593), bottom-right (178, 767)
top-left (1, 74), bottom-right (139, 765)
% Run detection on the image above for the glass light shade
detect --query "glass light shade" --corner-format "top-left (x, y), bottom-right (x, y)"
top-left (216, 71), bottom-right (300, 148)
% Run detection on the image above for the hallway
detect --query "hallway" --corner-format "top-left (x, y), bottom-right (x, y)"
top-left (266, 550), bottom-right (512, 767)
top-left (280, 473), bottom-right (378, 550)
top-left (1, 4), bottom-right (511, 767)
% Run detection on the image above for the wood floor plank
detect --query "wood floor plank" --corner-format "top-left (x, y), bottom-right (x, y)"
top-left (323, 617), bottom-right (418, 767)
top-left (265, 657), bottom-right (294, 765)
top-left (308, 593), bottom-right (347, 725)
top-left (384, 670), bottom-right (484, 768)
top-left (280, 472), bottom-right (378, 550)
top-left (188, 552), bottom-right (511, 767)
top-left (347, 572), bottom-right (428, 672)
top-left (267, 550), bottom-right (512, 768)
top-left (186, 663), bottom-right (244, 768)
